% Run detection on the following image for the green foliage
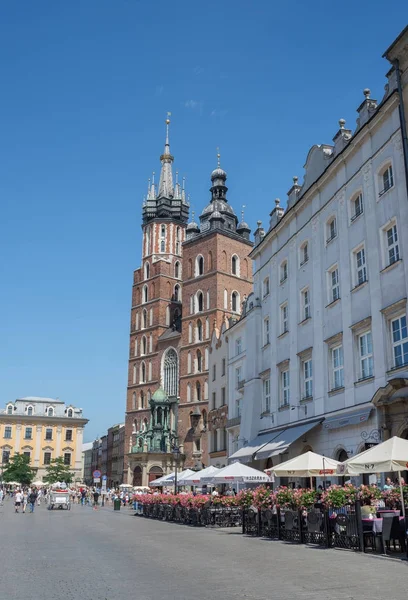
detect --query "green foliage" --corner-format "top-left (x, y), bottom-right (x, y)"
top-left (2, 453), bottom-right (35, 486)
top-left (43, 457), bottom-right (74, 484)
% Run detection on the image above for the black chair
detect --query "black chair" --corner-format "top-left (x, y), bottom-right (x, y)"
top-left (382, 514), bottom-right (400, 553)
top-left (362, 520), bottom-right (376, 552)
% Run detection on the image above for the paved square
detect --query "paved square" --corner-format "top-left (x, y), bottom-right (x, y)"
top-left (0, 499), bottom-right (407, 600)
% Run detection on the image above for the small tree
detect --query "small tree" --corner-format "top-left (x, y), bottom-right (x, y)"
top-left (43, 457), bottom-right (74, 485)
top-left (3, 453), bottom-right (35, 486)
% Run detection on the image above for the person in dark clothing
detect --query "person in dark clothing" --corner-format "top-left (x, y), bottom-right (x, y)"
top-left (28, 490), bottom-right (38, 513)
top-left (93, 490), bottom-right (100, 508)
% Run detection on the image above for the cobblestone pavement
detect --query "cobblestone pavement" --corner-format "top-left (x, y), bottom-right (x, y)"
top-left (0, 499), bottom-right (407, 600)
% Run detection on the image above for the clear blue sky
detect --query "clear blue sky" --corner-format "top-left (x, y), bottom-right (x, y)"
top-left (1, 1), bottom-right (406, 440)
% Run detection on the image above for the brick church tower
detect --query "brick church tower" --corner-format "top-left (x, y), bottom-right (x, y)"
top-left (124, 124), bottom-right (253, 484)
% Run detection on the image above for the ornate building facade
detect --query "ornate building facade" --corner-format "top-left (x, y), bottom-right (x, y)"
top-left (124, 120), bottom-right (253, 484)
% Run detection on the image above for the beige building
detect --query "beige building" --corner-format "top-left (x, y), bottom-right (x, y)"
top-left (0, 397), bottom-right (88, 482)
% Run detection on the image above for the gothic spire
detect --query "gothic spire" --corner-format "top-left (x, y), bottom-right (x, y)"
top-left (158, 115), bottom-right (174, 199)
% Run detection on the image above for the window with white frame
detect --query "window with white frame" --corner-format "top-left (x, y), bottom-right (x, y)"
top-left (331, 345), bottom-right (344, 389)
top-left (280, 370), bottom-right (290, 407)
top-left (142, 285), bottom-right (148, 303)
top-left (263, 379), bottom-right (271, 413)
top-left (231, 255), bottom-right (240, 276)
top-left (301, 288), bottom-right (311, 320)
top-left (263, 277), bottom-right (270, 298)
top-left (354, 245), bottom-right (367, 286)
top-left (391, 315), bottom-right (408, 368)
top-left (328, 266), bottom-right (340, 303)
top-left (280, 303), bottom-right (288, 334)
top-left (326, 216), bottom-right (337, 244)
top-left (160, 224), bottom-right (166, 253)
top-left (263, 317), bottom-right (270, 345)
top-left (236, 338), bottom-right (242, 355)
top-left (175, 226), bottom-right (181, 255)
top-left (351, 193), bottom-right (363, 221)
top-left (300, 241), bottom-right (309, 266)
top-left (359, 331), bottom-right (373, 379)
top-left (302, 358), bottom-right (313, 399)
top-left (235, 367), bottom-right (242, 388)
top-left (379, 165), bottom-right (394, 196)
top-left (385, 222), bottom-right (400, 266)
top-left (280, 260), bottom-right (288, 283)
top-left (196, 255), bottom-right (204, 277)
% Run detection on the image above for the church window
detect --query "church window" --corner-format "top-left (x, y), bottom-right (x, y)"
top-left (142, 285), bottom-right (148, 303)
top-left (196, 350), bottom-right (202, 373)
top-left (142, 309), bottom-right (147, 329)
top-left (196, 381), bottom-right (201, 401)
top-left (231, 291), bottom-right (240, 313)
top-left (196, 291), bottom-right (204, 313)
top-left (231, 255), bottom-right (240, 276)
top-left (196, 255), bottom-right (204, 277)
top-left (144, 262), bottom-right (150, 280)
top-left (163, 348), bottom-right (178, 397)
top-left (196, 319), bottom-right (203, 342)
top-left (175, 261), bottom-right (180, 278)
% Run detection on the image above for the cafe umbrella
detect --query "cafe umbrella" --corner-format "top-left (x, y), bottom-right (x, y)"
top-left (340, 436), bottom-right (408, 517)
top-left (209, 462), bottom-right (271, 484)
top-left (268, 451), bottom-right (342, 488)
top-left (178, 465), bottom-right (220, 486)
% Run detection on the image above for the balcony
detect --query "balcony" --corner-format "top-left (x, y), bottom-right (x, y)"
top-left (226, 416), bottom-right (241, 428)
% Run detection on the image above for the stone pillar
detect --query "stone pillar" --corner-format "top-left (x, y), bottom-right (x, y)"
top-left (55, 425), bottom-right (62, 456)
top-left (34, 426), bottom-right (42, 467)
top-left (14, 424), bottom-right (22, 453)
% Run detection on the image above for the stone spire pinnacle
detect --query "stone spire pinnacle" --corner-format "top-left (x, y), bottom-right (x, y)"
top-left (158, 114), bottom-right (174, 199)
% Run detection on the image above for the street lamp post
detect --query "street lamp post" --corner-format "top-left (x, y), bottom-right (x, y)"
top-left (173, 447), bottom-right (180, 495)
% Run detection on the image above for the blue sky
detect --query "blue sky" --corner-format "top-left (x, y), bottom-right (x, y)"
top-left (1, 1), bottom-right (406, 440)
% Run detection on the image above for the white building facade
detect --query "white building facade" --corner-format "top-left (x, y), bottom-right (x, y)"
top-left (229, 40), bottom-right (408, 485)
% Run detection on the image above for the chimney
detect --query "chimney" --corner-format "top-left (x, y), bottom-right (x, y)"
top-left (332, 118), bottom-right (352, 155)
top-left (356, 89), bottom-right (377, 129)
top-left (254, 220), bottom-right (265, 245)
top-left (269, 198), bottom-right (285, 229)
top-left (286, 176), bottom-right (302, 209)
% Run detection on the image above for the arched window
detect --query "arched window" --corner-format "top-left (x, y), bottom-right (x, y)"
top-left (189, 322), bottom-right (193, 343)
top-left (142, 285), bottom-right (148, 303)
top-left (196, 291), bottom-right (203, 313)
top-left (299, 242), bottom-right (309, 266)
top-left (196, 319), bottom-right (203, 341)
top-left (27, 406), bottom-right (33, 416)
top-left (231, 255), bottom-right (240, 276)
top-left (174, 284), bottom-right (180, 302)
top-left (142, 309), bottom-right (147, 329)
top-left (140, 362), bottom-right (146, 383)
top-left (67, 408), bottom-right (73, 418)
top-left (221, 250), bottom-right (227, 270)
top-left (196, 350), bottom-right (202, 372)
top-left (196, 381), bottom-right (201, 401)
top-left (149, 334), bottom-right (153, 352)
top-left (141, 336), bottom-right (147, 355)
top-left (176, 227), bottom-right (181, 255)
top-left (204, 379), bottom-right (208, 400)
top-left (6, 405), bottom-right (13, 415)
top-left (145, 226), bottom-right (151, 257)
top-left (208, 251), bottom-right (213, 270)
top-left (187, 383), bottom-right (191, 402)
top-left (175, 261), bottom-right (180, 278)
top-left (132, 392), bottom-right (136, 410)
top-left (140, 391), bottom-right (145, 409)
top-left (206, 290), bottom-right (210, 310)
top-left (47, 407), bottom-right (54, 417)
top-left (163, 348), bottom-right (178, 397)
top-left (133, 419), bottom-right (138, 433)
top-left (224, 289), bottom-right (228, 309)
top-left (144, 262), bottom-right (150, 280)
top-left (133, 364), bottom-right (137, 384)
top-left (196, 255), bottom-right (204, 276)
top-left (148, 360), bottom-right (152, 381)
top-left (380, 164), bottom-right (394, 195)
top-left (149, 309), bottom-right (153, 326)
top-left (231, 291), bottom-right (240, 313)
top-left (134, 338), bottom-right (138, 356)
top-left (205, 318), bottom-right (210, 339)
top-left (326, 217), bottom-right (337, 244)
top-left (187, 351), bottom-right (192, 374)
top-left (143, 418), bottom-right (148, 432)
top-left (160, 224), bottom-right (166, 253)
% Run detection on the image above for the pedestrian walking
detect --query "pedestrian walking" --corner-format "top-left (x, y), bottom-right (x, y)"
top-left (14, 489), bottom-right (22, 513)
top-left (93, 489), bottom-right (100, 509)
top-left (28, 489), bottom-right (38, 513)
top-left (22, 490), bottom-right (28, 513)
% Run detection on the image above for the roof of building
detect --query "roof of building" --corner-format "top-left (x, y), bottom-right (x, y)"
top-left (18, 396), bottom-right (65, 403)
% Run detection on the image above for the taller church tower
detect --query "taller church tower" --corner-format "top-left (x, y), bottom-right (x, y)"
top-left (124, 126), bottom-right (253, 485)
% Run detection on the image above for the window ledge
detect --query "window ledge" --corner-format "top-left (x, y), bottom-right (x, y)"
top-left (378, 185), bottom-right (394, 199)
top-left (326, 235), bottom-right (337, 246)
top-left (262, 342), bottom-right (271, 349)
top-left (325, 298), bottom-right (341, 309)
top-left (260, 411), bottom-right (271, 417)
top-left (280, 277), bottom-right (288, 285)
top-left (278, 404), bottom-right (290, 412)
top-left (278, 330), bottom-right (289, 339)
top-left (386, 362), bottom-right (408, 376)
top-left (350, 211), bottom-right (363, 224)
top-left (262, 293), bottom-right (270, 300)
top-left (328, 386), bottom-right (345, 397)
top-left (298, 317), bottom-right (312, 326)
top-left (354, 376), bottom-right (375, 387)
top-left (299, 259), bottom-right (309, 268)
top-left (300, 396), bottom-right (313, 404)
top-left (380, 259), bottom-right (402, 275)
top-left (351, 280), bottom-right (368, 293)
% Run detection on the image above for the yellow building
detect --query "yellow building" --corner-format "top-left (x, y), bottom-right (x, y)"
top-left (0, 397), bottom-right (88, 483)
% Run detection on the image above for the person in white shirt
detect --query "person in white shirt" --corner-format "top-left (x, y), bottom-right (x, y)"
top-left (15, 490), bottom-right (23, 513)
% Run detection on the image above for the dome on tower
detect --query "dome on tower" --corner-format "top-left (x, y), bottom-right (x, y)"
top-left (211, 167), bottom-right (227, 180)
top-left (151, 387), bottom-right (170, 403)
top-left (209, 209), bottom-right (224, 221)
top-left (237, 219), bottom-right (250, 233)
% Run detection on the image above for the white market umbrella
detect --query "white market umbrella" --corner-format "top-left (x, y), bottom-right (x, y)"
top-left (178, 466), bottom-right (220, 486)
top-left (150, 472), bottom-right (175, 487)
top-left (209, 462), bottom-right (271, 484)
top-left (341, 436), bottom-right (408, 517)
top-left (32, 480), bottom-right (44, 486)
top-left (270, 451), bottom-right (342, 487)
top-left (161, 469), bottom-right (195, 487)
top-left (119, 483), bottom-right (131, 489)
top-left (7, 481), bottom-right (20, 486)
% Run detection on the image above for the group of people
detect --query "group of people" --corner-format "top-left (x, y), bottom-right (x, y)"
top-left (0, 486), bottom-right (43, 513)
